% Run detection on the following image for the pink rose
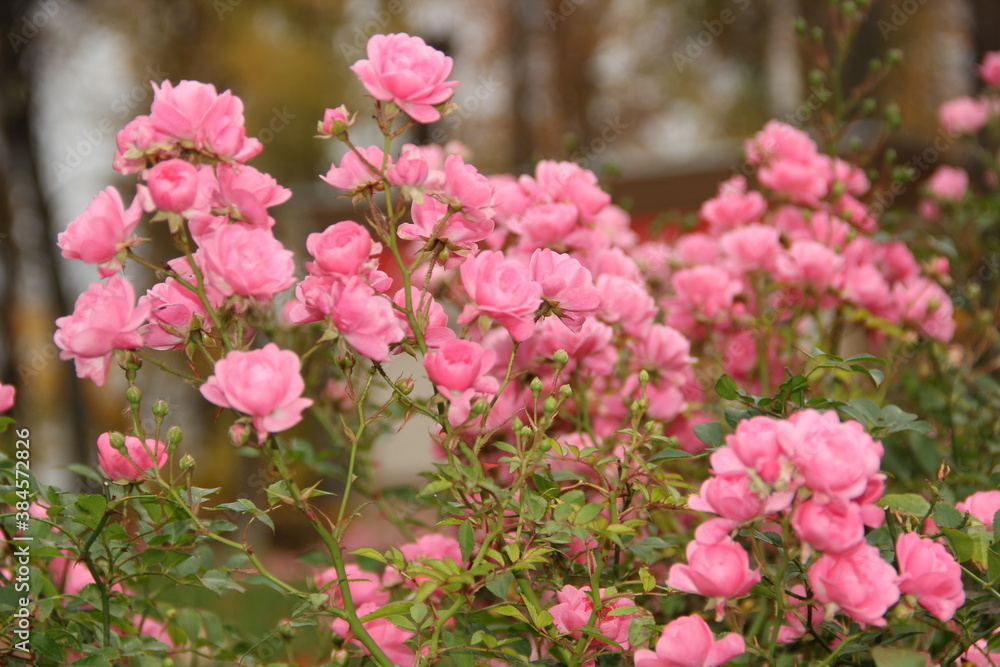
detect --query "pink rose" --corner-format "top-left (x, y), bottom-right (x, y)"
top-left (534, 160), bottom-right (611, 222)
top-left (808, 543), bottom-right (900, 627)
top-left (288, 275), bottom-right (404, 362)
top-left (331, 602), bottom-right (414, 666)
top-left (386, 143), bottom-right (430, 187)
top-left (58, 187), bottom-right (142, 278)
top-left (725, 416), bottom-right (784, 484)
top-left (317, 105), bottom-right (354, 136)
top-left (956, 490), bottom-right (1000, 528)
top-left (634, 615), bottom-right (745, 667)
top-left (529, 249), bottom-right (601, 332)
top-left (759, 155), bottom-right (830, 203)
top-left (744, 121), bottom-right (817, 165)
top-left (699, 176), bottom-right (768, 232)
top-left (549, 585), bottom-right (636, 649)
top-left (720, 224), bottom-right (781, 271)
top-left (211, 163), bottom-right (291, 228)
top-left (423, 339), bottom-right (499, 394)
top-left (392, 287), bottom-right (454, 348)
top-left (926, 166), bottom-right (969, 201)
top-left (321, 145), bottom-right (389, 193)
top-left (149, 79), bottom-right (261, 160)
top-left (437, 154), bottom-right (495, 224)
top-left (775, 241), bottom-right (844, 294)
top-left (458, 250), bottom-right (542, 342)
top-left (896, 532), bottom-right (965, 621)
top-left (96, 432), bottom-right (167, 482)
top-left (939, 96), bottom-right (990, 135)
top-left (200, 343), bottom-right (313, 442)
top-left (669, 266), bottom-right (743, 321)
top-left (306, 220), bottom-right (376, 277)
top-left (197, 225), bottom-right (295, 301)
top-left (791, 499), bottom-right (865, 554)
top-left (597, 275), bottom-right (657, 336)
top-left (0, 383), bottom-right (15, 413)
top-left (54, 277), bottom-right (149, 386)
top-left (980, 51), bottom-right (1000, 87)
top-left (893, 278), bottom-right (955, 342)
top-left (139, 277), bottom-right (214, 350)
top-left (666, 530), bottom-right (760, 619)
top-left (113, 114), bottom-right (173, 174)
top-left (351, 33), bottom-right (458, 123)
top-left (779, 410), bottom-right (882, 506)
top-left (630, 324), bottom-right (694, 381)
top-left (315, 563), bottom-right (389, 608)
top-left (399, 196), bottom-right (494, 256)
top-left (842, 264), bottom-right (896, 319)
top-left (145, 159), bottom-right (200, 213)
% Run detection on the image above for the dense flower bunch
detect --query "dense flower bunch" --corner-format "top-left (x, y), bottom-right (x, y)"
top-left (4, 24), bottom-right (1000, 667)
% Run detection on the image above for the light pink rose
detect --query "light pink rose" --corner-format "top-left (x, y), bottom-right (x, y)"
top-left (315, 563), bottom-right (389, 608)
top-left (423, 339), bottom-right (498, 394)
top-left (113, 114), bottom-right (173, 174)
top-left (842, 264), bottom-right (896, 320)
top-left (699, 176), bottom-right (768, 232)
top-left (791, 499), bottom-right (865, 554)
top-left (596, 275), bottom-right (657, 336)
top-left (211, 163), bottom-right (291, 228)
top-left (58, 187), bottom-right (142, 278)
top-left (399, 196), bottom-right (494, 256)
top-left (144, 159), bottom-right (200, 213)
top-left (196, 225), bottom-right (295, 301)
top-left (386, 143), bottom-right (430, 187)
top-left (666, 530), bottom-right (761, 619)
top-left (744, 121), bottom-right (817, 165)
top-left (893, 277), bottom-right (955, 342)
top-left (533, 160), bottom-right (611, 222)
top-left (321, 145), bottom-right (389, 193)
top-left (720, 224), bottom-right (781, 271)
top-left (0, 383), bottom-right (15, 413)
top-left (287, 275), bottom-right (404, 361)
top-left (317, 105), bottom-right (354, 136)
top-left (435, 154), bottom-right (495, 224)
top-left (926, 166), bottom-right (969, 201)
top-left (392, 287), bottom-right (454, 348)
top-left (331, 602), bottom-right (414, 666)
top-left (981, 51), bottom-right (1000, 87)
top-left (149, 80), bottom-right (261, 160)
top-left (96, 432), bottom-right (167, 483)
top-left (306, 220), bottom-right (376, 277)
top-left (529, 249), bottom-right (601, 332)
top-left (673, 233), bottom-right (720, 266)
top-left (896, 532), bottom-right (965, 621)
top-left (54, 277), bottom-right (149, 386)
top-left (959, 631), bottom-right (1000, 666)
top-left (458, 250), bottom-right (542, 342)
top-left (760, 154), bottom-right (830, 203)
top-left (775, 241), bottom-right (844, 294)
top-left (779, 410), bottom-right (882, 506)
top-left (634, 614), bottom-right (745, 667)
top-left (939, 96), bottom-right (990, 135)
top-left (669, 266), bottom-right (743, 321)
top-left (956, 490), bottom-right (1000, 528)
top-left (630, 324), bottom-right (694, 381)
top-left (200, 343), bottom-right (313, 442)
top-left (517, 203), bottom-right (579, 249)
top-left (139, 277), bottom-right (214, 350)
top-left (351, 33), bottom-right (457, 123)
top-left (549, 585), bottom-right (636, 649)
top-left (808, 543), bottom-right (900, 627)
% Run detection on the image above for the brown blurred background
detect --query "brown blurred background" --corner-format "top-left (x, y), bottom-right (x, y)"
top-left (1, 0), bottom-right (998, 495)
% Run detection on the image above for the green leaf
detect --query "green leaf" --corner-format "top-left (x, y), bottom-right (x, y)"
top-left (349, 547), bottom-right (387, 564)
top-left (574, 503), bottom-right (603, 525)
top-left (647, 448), bottom-right (693, 462)
top-left (933, 502), bottom-right (964, 529)
top-left (638, 567), bottom-right (656, 592)
top-left (75, 494), bottom-right (107, 524)
top-left (410, 600), bottom-right (428, 624)
top-left (692, 422), bottom-right (723, 448)
top-left (871, 646), bottom-right (930, 667)
top-left (941, 528), bottom-right (974, 562)
top-left (361, 601), bottom-right (412, 621)
top-left (458, 520), bottom-right (475, 564)
top-left (419, 478), bottom-right (453, 497)
top-left (64, 463), bottom-right (104, 484)
top-left (987, 542), bottom-right (1000, 584)
top-left (881, 494), bottom-right (931, 517)
top-left (715, 375), bottom-right (739, 400)
top-left (843, 353), bottom-right (887, 365)
top-left (485, 570), bottom-right (513, 599)
top-left (493, 604), bottom-right (528, 623)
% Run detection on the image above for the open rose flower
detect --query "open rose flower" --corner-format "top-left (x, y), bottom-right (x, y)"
top-left (96, 432), bottom-right (167, 483)
top-left (458, 250), bottom-right (542, 342)
top-left (634, 615), bottom-right (745, 667)
top-left (351, 33), bottom-right (458, 123)
top-left (58, 187), bottom-right (142, 277)
top-left (895, 532), bottom-right (965, 622)
top-left (808, 543), bottom-right (900, 627)
top-left (200, 344), bottom-right (313, 442)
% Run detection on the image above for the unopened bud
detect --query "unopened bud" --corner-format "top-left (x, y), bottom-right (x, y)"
top-left (886, 49), bottom-right (903, 67)
top-left (179, 454), bottom-right (196, 471)
top-left (332, 649), bottom-right (350, 666)
top-left (399, 377), bottom-right (415, 395)
top-left (530, 377), bottom-right (544, 398)
top-left (539, 438), bottom-right (554, 453)
top-left (122, 352), bottom-right (142, 371)
top-left (471, 398), bottom-right (488, 416)
top-left (152, 400), bottom-right (169, 418)
top-left (229, 423), bottom-right (250, 447)
top-left (166, 426), bottom-right (183, 448)
top-left (860, 98), bottom-right (876, 115)
top-left (638, 369), bottom-right (650, 386)
top-left (558, 384), bottom-right (572, 399)
top-left (126, 386), bottom-right (142, 405)
top-left (512, 418), bottom-right (524, 432)
top-left (552, 349), bottom-right (569, 367)
top-left (543, 396), bottom-right (558, 414)
top-left (338, 351), bottom-right (356, 369)
top-left (810, 26), bottom-right (824, 43)
top-left (437, 247), bottom-right (450, 265)
top-left (793, 17), bottom-right (807, 35)
top-left (519, 425), bottom-right (534, 439)
top-left (867, 58), bottom-right (881, 73)
top-left (109, 432), bottom-right (127, 450)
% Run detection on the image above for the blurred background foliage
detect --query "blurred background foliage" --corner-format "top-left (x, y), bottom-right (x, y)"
top-left (1, 0), bottom-right (998, 520)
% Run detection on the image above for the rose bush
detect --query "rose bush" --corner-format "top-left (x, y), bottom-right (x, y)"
top-left (2, 6), bottom-right (1000, 667)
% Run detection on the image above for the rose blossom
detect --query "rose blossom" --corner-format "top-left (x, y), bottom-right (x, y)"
top-left (306, 220), bottom-right (377, 277)
top-left (58, 187), bottom-right (142, 277)
top-left (549, 585), bottom-right (636, 649)
top-left (981, 51), bottom-right (1000, 87)
top-left (351, 33), bottom-right (458, 123)
top-left (96, 432), bottom-right (167, 482)
top-left (895, 532), bottom-right (965, 622)
top-left (321, 145), bottom-right (390, 193)
top-left (423, 339), bottom-right (499, 394)
top-left (808, 543), bottom-right (900, 627)
top-left (200, 344), bottom-right (313, 442)
top-left (148, 79), bottom-right (261, 160)
top-left (54, 277), bottom-right (149, 386)
top-left (317, 105), bottom-right (354, 136)
top-left (926, 166), bottom-right (969, 201)
top-left (791, 499), bottom-right (866, 554)
top-left (939, 96), bottom-right (990, 135)
top-left (458, 250), bottom-right (542, 342)
top-left (196, 225), bottom-right (295, 301)
top-left (315, 563), bottom-right (389, 608)
top-left (956, 490), bottom-right (1000, 528)
top-left (634, 615), bottom-right (745, 667)
top-left (666, 527), bottom-right (760, 619)
top-left (144, 159), bottom-right (200, 213)
top-left (529, 249), bottom-right (601, 332)
top-left (0, 383), bottom-right (15, 413)
top-left (331, 602), bottom-right (414, 666)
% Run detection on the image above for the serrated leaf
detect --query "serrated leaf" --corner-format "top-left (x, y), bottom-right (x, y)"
top-left (574, 503), bottom-right (603, 525)
top-left (715, 375), bottom-right (739, 400)
top-left (361, 601), bottom-right (412, 621)
top-left (419, 479), bottom-right (453, 497)
top-left (458, 520), bottom-right (475, 564)
top-left (871, 646), bottom-right (930, 667)
top-left (607, 605), bottom-right (640, 617)
top-left (934, 502), bottom-right (964, 529)
top-left (493, 604), bottom-right (528, 623)
top-left (942, 528), bottom-right (974, 563)
top-left (485, 570), bottom-right (513, 599)
top-left (349, 547), bottom-right (387, 564)
top-left (647, 448), bottom-right (693, 462)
